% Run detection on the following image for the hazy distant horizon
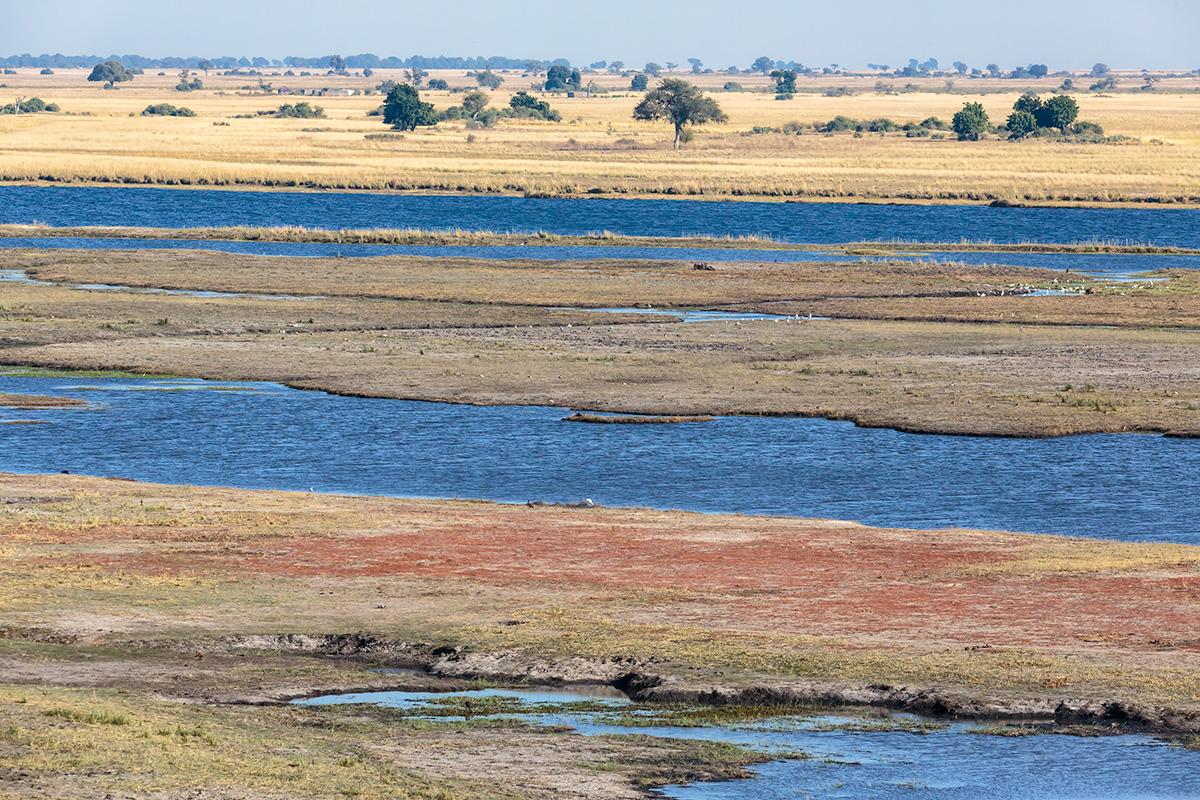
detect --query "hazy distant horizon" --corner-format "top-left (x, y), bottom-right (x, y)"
top-left (2, 0), bottom-right (1197, 71)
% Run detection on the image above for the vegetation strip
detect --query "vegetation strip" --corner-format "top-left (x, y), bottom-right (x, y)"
top-left (3, 223), bottom-right (1199, 254)
top-left (563, 413), bottom-right (714, 424)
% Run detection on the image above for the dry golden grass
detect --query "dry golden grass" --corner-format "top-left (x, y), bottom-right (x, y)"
top-left (2, 69), bottom-right (1199, 202)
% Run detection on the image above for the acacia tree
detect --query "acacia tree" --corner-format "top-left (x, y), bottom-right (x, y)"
top-left (770, 69), bottom-right (797, 95)
top-left (752, 56), bottom-right (775, 75)
top-left (328, 55), bottom-right (347, 75)
top-left (198, 59), bottom-right (214, 76)
top-left (1006, 109), bottom-right (1037, 138)
top-left (632, 78), bottom-right (727, 149)
top-left (545, 65), bottom-right (581, 91)
top-left (383, 84), bottom-right (436, 131)
top-left (461, 90), bottom-right (490, 118)
top-left (952, 101), bottom-right (989, 140)
top-left (1039, 94), bottom-right (1078, 130)
top-left (474, 68), bottom-right (503, 89)
top-left (404, 67), bottom-right (427, 88)
top-left (87, 60), bottom-right (133, 89)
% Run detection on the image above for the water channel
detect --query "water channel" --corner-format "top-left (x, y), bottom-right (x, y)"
top-left (3, 186), bottom-right (1200, 246)
top-left (2, 374), bottom-right (1197, 543)
top-left (297, 686), bottom-right (1200, 799)
top-left (2, 235), bottom-right (1196, 278)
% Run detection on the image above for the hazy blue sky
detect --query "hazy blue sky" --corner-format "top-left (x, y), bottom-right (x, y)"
top-left (2, 0), bottom-right (1196, 70)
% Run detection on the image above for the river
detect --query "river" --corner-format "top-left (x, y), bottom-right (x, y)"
top-left (3, 186), bottom-right (1200, 246)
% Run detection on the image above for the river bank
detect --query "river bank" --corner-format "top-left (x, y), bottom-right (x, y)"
top-left (3, 473), bottom-right (1199, 797)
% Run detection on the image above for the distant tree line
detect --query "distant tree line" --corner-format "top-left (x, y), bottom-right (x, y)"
top-left (0, 53), bottom-right (576, 71)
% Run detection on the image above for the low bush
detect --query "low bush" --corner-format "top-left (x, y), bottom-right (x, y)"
top-left (822, 115), bottom-right (857, 132)
top-left (272, 102), bottom-right (325, 118)
top-left (857, 117), bottom-right (897, 132)
top-left (142, 103), bottom-right (196, 117)
top-left (1, 97), bottom-right (56, 114)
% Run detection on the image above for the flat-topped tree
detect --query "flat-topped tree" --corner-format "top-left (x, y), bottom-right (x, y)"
top-left (752, 56), bottom-right (775, 75)
top-left (633, 78), bottom-right (727, 149)
top-left (87, 60), bottom-right (132, 89)
top-left (474, 68), bottom-right (503, 89)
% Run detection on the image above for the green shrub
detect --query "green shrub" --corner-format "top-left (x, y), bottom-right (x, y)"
top-left (274, 102), bottom-right (325, 118)
top-left (857, 117), bottom-right (897, 132)
top-left (1006, 110), bottom-right (1038, 139)
top-left (823, 115), bottom-right (857, 132)
top-left (142, 103), bottom-right (196, 117)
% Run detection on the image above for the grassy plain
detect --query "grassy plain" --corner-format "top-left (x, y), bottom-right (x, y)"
top-left (1, 473), bottom-right (1199, 797)
top-left (1, 68), bottom-right (1199, 202)
top-left (4, 248), bottom-right (1200, 436)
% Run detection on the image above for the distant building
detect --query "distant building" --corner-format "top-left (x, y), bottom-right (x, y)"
top-left (566, 90), bottom-right (590, 99)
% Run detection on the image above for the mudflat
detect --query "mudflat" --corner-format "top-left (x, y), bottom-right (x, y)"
top-left (3, 247), bottom-right (1200, 436)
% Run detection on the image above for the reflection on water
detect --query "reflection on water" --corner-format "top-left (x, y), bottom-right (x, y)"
top-left (298, 687), bottom-right (1200, 800)
top-left (1, 375), bottom-right (1198, 543)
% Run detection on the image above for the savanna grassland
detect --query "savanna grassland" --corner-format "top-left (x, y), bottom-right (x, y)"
top-left (1, 67), bottom-right (1199, 202)
top-left (2, 472), bottom-right (1200, 799)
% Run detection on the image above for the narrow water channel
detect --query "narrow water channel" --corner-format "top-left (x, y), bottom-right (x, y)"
top-left (297, 686), bottom-right (1200, 799)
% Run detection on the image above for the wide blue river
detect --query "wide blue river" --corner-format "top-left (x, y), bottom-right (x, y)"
top-left (3, 186), bottom-right (1200, 246)
top-left (2, 375), bottom-right (1197, 543)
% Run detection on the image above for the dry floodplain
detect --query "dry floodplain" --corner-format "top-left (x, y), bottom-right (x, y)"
top-left (1, 68), bottom-right (1199, 202)
top-left (1, 473), bottom-right (1200, 799)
